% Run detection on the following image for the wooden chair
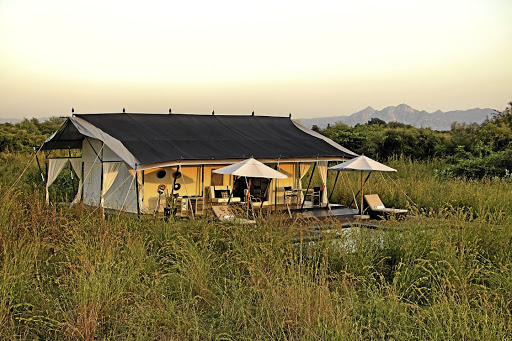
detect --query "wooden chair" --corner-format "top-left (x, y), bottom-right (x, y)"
top-left (283, 186), bottom-right (299, 216)
top-left (312, 186), bottom-right (322, 207)
top-left (283, 186), bottom-right (298, 206)
top-left (206, 186), bottom-right (241, 204)
top-left (364, 194), bottom-right (408, 219)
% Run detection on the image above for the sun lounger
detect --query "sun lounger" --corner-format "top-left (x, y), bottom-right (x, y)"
top-left (211, 205), bottom-right (256, 225)
top-left (364, 194), bottom-right (408, 219)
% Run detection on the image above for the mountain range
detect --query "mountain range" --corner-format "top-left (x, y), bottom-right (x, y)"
top-left (301, 104), bottom-right (495, 131)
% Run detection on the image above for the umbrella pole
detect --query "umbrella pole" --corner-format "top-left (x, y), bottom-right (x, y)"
top-left (247, 178), bottom-right (252, 215)
top-left (360, 171), bottom-right (363, 215)
top-left (350, 172), bottom-right (372, 208)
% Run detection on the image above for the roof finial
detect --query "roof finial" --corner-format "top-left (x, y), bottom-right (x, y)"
top-left (212, 110), bottom-right (215, 115)
top-left (123, 107), bottom-right (126, 113)
top-left (71, 107), bottom-right (74, 113)
top-left (289, 113), bottom-right (292, 118)
top-left (251, 111), bottom-right (254, 116)
top-left (169, 108), bottom-right (172, 114)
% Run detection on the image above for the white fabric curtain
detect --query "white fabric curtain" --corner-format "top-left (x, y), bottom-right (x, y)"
top-left (296, 163), bottom-right (312, 204)
top-left (70, 159), bottom-right (83, 204)
top-left (298, 163), bottom-right (312, 189)
top-left (101, 162), bottom-right (121, 206)
top-left (82, 162), bottom-right (102, 206)
top-left (103, 163), bottom-right (136, 212)
top-left (317, 161), bottom-right (328, 205)
top-left (46, 159), bottom-right (69, 204)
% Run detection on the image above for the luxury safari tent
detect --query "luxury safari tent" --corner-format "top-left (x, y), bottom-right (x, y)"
top-left (40, 112), bottom-right (357, 216)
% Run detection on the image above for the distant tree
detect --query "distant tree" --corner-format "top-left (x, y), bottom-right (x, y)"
top-left (311, 124), bottom-right (321, 132)
top-left (367, 117), bottom-right (386, 126)
top-left (491, 100), bottom-right (512, 127)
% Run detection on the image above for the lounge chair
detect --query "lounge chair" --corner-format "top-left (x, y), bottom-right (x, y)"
top-left (364, 194), bottom-right (408, 219)
top-left (211, 205), bottom-right (256, 225)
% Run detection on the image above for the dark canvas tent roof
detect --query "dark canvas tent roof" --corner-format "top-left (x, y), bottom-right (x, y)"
top-left (42, 113), bottom-right (357, 169)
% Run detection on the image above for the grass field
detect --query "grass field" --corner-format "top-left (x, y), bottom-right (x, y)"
top-left (1, 153), bottom-right (511, 339)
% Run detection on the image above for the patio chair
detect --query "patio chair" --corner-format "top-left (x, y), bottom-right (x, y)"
top-left (283, 186), bottom-right (299, 217)
top-left (312, 186), bottom-right (322, 207)
top-left (206, 186), bottom-right (241, 204)
top-left (364, 194), bottom-right (408, 219)
top-left (303, 186), bottom-right (322, 208)
top-left (284, 186), bottom-right (299, 206)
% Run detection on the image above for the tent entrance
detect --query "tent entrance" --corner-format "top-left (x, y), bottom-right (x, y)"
top-left (232, 177), bottom-right (271, 202)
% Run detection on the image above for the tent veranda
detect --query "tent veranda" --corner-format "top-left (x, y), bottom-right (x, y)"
top-left (213, 157), bottom-right (287, 211)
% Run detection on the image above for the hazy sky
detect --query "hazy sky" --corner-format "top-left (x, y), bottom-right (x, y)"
top-left (1, 0), bottom-right (511, 119)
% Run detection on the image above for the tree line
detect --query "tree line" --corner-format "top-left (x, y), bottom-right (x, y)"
top-left (313, 100), bottom-right (512, 178)
top-left (2, 101), bottom-right (512, 179)
top-left (0, 117), bottom-right (64, 153)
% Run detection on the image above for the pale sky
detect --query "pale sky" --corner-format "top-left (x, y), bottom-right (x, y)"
top-left (1, 0), bottom-right (511, 119)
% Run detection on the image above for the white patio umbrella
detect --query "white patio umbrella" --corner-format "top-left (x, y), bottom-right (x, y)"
top-left (329, 155), bottom-right (396, 215)
top-left (213, 157), bottom-right (287, 212)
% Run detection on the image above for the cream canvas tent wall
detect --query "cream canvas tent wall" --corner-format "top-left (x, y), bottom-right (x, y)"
top-left (41, 112), bottom-right (357, 214)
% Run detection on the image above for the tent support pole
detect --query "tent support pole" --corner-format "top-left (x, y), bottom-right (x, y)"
top-left (85, 137), bottom-right (103, 162)
top-left (99, 143), bottom-right (104, 216)
top-left (68, 147), bottom-right (76, 195)
top-left (169, 168), bottom-right (177, 213)
top-left (300, 162), bottom-right (316, 212)
top-left (201, 165), bottom-right (204, 197)
top-left (135, 171), bottom-right (140, 218)
top-left (274, 169), bottom-right (277, 211)
top-left (80, 161), bottom-right (84, 201)
top-left (34, 147), bottom-right (45, 184)
top-left (350, 172), bottom-right (372, 208)
top-left (326, 170), bottom-right (340, 210)
top-left (228, 176), bottom-right (234, 205)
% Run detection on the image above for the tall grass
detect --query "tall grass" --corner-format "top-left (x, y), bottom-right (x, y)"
top-left (325, 157), bottom-right (512, 222)
top-left (1, 154), bottom-right (512, 339)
